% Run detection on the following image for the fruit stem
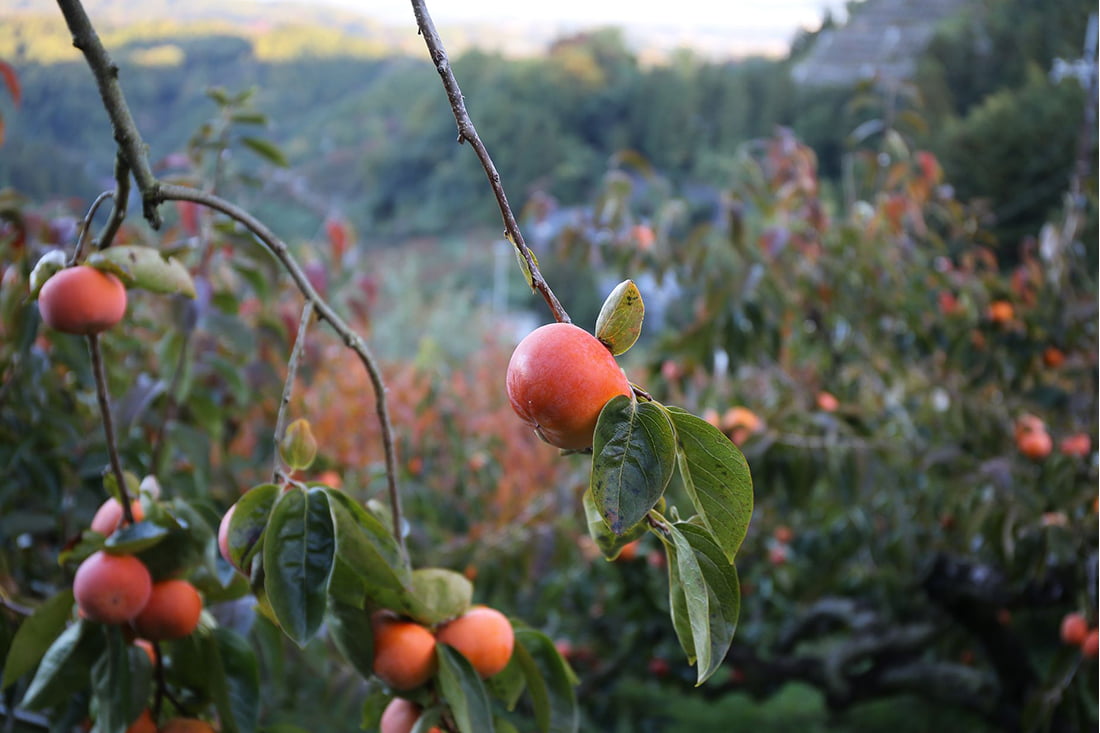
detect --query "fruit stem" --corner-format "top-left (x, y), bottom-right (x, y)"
top-left (410, 0), bottom-right (571, 325)
top-left (87, 333), bottom-right (135, 525)
top-left (273, 301), bottom-right (313, 483)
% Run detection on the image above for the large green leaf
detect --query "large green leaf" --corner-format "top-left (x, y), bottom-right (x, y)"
top-left (654, 521), bottom-right (740, 685)
top-left (2, 588), bottom-right (73, 689)
top-left (325, 598), bottom-right (374, 680)
top-left (90, 626), bottom-right (153, 733)
top-left (210, 628), bottom-right (260, 733)
top-left (325, 489), bottom-right (411, 611)
top-left (88, 245), bottom-right (197, 297)
top-left (513, 628), bottom-right (579, 733)
top-left (103, 520), bottom-right (169, 555)
top-left (21, 619), bottom-right (103, 710)
top-left (135, 499), bottom-right (214, 581)
top-left (581, 488), bottom-right (647, 560)
top-left (590, 395), bottom-right (677, 535)
top-left (595, 279), bottom-right (645, 355)
top-left (666, 407), bottom-right (754, 561)
top-left (263, 487), bottom-right (335, 646)
top-left (406, 568), bottom-right (472, 626)
top-left (435, 643), bottom-right (495, 733)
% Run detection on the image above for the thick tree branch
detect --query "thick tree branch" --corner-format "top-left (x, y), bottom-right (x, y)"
top-left (410, 0), bottom-right (570, 324)
top-left (55, 0), bottom-right (161, 227)
top-left (155, 183), bottom-right (405, 554)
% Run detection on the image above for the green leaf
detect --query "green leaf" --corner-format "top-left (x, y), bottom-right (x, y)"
top-left (88, 245), bottom-right (197, 297)
top-left (411, 706), bottom-right (444, 733)
top-left (325, 489), bottom-right (411, 611)
top-left (226, 483), bottom-right (280, 573)
top-left (21, 619), bottom-right (103, 710)
top-left (581, 488), bottom-right (647, 560)
top-left (666, 407), bottom-right (754, 561)
top-left (485, 647), bottom-right (527, 711)
top-left (506, 232), bottom-right (538, 292)
top-left (135, 499), bottom-right (213, 581)
top-left (90, 626), bottom-right (152, 733)
top-left (513, 628), bottom-right (579, 733)
top-left (2, 589), bottom-right (74, 689)
top-left (29, 250), bottom-right (67, 298)
top-left (595, 279), bottom-right (644, 355)
top-left (211, 628), bottom-right (260, 733)
top-left (240, 136), bottom-right (289, 167)
top-left (654, 521), bottom-right (740, 685)
top-left (279, 418), bottom-right (317, 472)
top-left (435, 644), bottom-right (495, 733)
top-left (103, 521), bottom-right (169, 555)
top-left (406, 568), bottom-right (472, 626)
top-left (263, 487), bottom-right (335, 646)
top-left (325, 598), bottom-right (374, 680)
top-left (590, 395), bottom-right (676, 535)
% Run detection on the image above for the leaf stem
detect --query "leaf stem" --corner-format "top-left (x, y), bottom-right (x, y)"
top-left (410, 0), bottom-right (570, 324)
top-left (87, 333), bottom-right (134, 524)
top-left (273, 300), bottom-right (314, 483)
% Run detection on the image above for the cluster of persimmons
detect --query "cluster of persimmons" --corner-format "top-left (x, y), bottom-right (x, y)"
top-left (77, 498), bottom-right (213, 733)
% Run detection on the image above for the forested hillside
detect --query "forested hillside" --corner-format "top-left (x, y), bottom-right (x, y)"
top-left (0, 0), bottom-right (1093, 246)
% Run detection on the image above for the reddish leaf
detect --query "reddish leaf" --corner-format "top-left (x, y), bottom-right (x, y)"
top-left (0, 62), bottom-right (20, 106)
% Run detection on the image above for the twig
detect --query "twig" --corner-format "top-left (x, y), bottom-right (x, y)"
top-left (154, 183), bottom-right (405, 553)
top-left (70, 191), bottom-right (114, 266)
top-left (88, 333), bottom-right (134, 524)
top-left (94, 153), bottom-right (131, 250)
top-left (273, 301), bottom-right (314, 483)
top-left (410, 0), bottom-right (570, 324)
top-left (55, 0), bottom-right (161, 227)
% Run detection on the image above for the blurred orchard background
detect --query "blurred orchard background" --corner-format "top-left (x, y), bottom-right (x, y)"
top-left (0, 0), bottom-right (1097, 730)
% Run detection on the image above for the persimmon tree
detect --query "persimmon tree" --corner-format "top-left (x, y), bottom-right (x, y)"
top-left (0, 2), bottom-right (753, 732)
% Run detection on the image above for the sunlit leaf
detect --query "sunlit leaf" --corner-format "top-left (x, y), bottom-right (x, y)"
top-left (88, 245), bottom-right (197, 297)
top-left (595, 279), bottom-right (644, 355)
top-left (406, 567), bottom-right (472, 626)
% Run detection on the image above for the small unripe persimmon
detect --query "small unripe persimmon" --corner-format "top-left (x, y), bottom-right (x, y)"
top-left (37, 265), bottom-right (127, 334)
top-left (90, 497), bottom-right (145, 536)
top-left (73, 551), bottom-right (152, 624)
top-left (371, 613), bottom-right (438, 690)
top-left (131, 579), bottom-right (202, 641)
top-left (506, 323), bottom-right (632, 450)
top-left (160, 719), bottom-right (216, 733)
top-left (435, 606), bottom-right (514, 679)
top-left (1061, 613), bottom-right (1089, 646)
top-left (379, 698), bottom-right (441, 733)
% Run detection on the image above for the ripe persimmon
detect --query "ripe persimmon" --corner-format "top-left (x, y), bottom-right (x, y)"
top-left (506, 323), bottom-right (632, 450)
top-left (988, 300), bottom-right (1014, 325)
top-left (36, 265), bottom-right (127, 335)
top-left (1017, 429), bottom-right (1052, 460)
top-left (1059, 433), bottom-right (1092, 459)
top-left (435, 606), bottom-right (514, 679)
top-left (379, 698), bottom-right (441, 733)
top-left (1083, 629), bottom-right (1099, 659)
top-left (160, 719), bottom-right (216, 733)
top-left (73, 551), bottom-right (152, 624)
top-left (125, 709), bottom-right (157, 733)
top-left (1061, 612), bottom-right (1089, 646)
top-left (131, 579), bottom-right (203, 641)
top-left (371, 613), bottom-right (438, 690)
top-left (90, 497), bottom-right (144, 536)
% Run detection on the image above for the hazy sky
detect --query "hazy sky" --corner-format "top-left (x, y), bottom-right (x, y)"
top-left (323, 0), bottom-right (851, 32)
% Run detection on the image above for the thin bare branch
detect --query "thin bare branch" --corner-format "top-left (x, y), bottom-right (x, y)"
top-left (273, 300), bottom-right (314, 482)
top-left (95, 153), bottom-right (131, 249)
top-left (410, 0), bottom-right (570, 324)
top-left (88, 333), bottom-right (134, 524)
top-left (155, 183), bottom-right (405, 554)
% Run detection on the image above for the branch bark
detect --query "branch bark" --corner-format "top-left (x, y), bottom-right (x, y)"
top-left (56, 0), bottom-right (161, 227)
top-left (410, 0), bottom-right (570, 324)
